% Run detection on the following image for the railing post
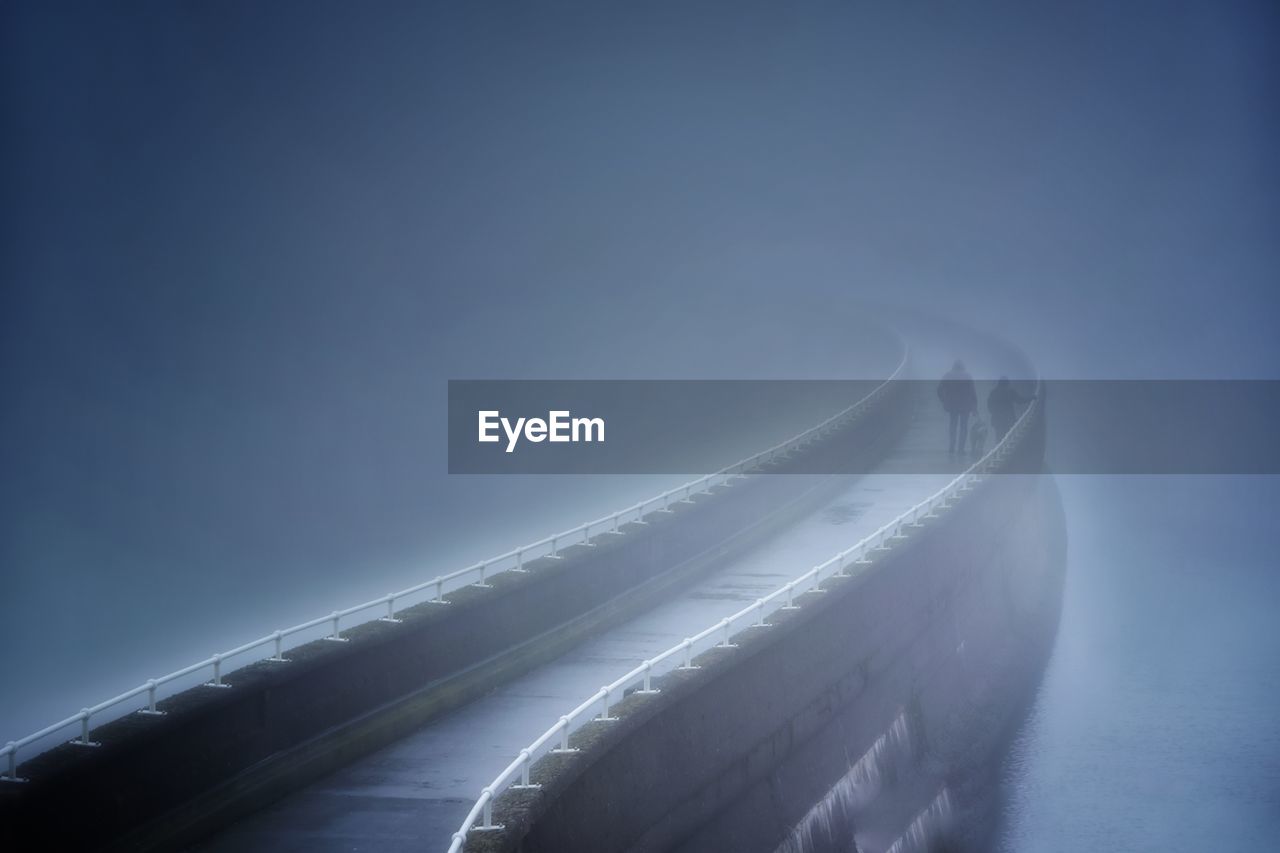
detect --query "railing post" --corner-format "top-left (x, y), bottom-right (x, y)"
top-left (782, 581), bottom-right (799, 610)
top-left (327, 611), bottom-right (347, 641)
top-left (599, 687), bottom-right (616, 721)
top-left (480, 788), bottom-right (501, 830)
top-left (73, 709), bottom-right (98, 746)
top-left (519, 750), bottom-right (534, 787)
top-left (432, 577), bottom-right (447, 604)
top-left (514, 547), bottom-right (526, 572)
top-left (810, 567), bottom-right (828, 592)
top-left (4, 743), bottom-right (18, 782)
top-left (582, 525), bottom-right (594, 546)
top-left (754, 599), bottom-right (768, 627)
top-left (717, 617), bottom-right (737, 648)
top-left (383, 593), bottom-right (400, 622)
top-left (141, 678), bottom-right (163, 715)
top-left (207, 653), bottom-right (232, 686)
top-left (271, 630), bottom-right (286, 661)
top-left (679, 638), bottom-right (698, 670)
top-left (474, 562), bottom-right (491, 588)
top-left (553, 716), bottom-right (577, 753)
top-left (639, 660), bottom-right (659, 694)
top-left (513, 749), bottom-right (539, 789)
top-left (549, 536), bottom-right (560, 558)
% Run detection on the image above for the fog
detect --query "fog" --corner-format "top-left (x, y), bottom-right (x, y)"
top-left (2, 1), bottom-right (1277, 848)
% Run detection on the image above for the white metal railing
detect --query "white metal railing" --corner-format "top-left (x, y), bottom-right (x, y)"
top-left (0, 351), bottom-right (910, 783)
top-left (445, 382), bottom-right (1040, 853)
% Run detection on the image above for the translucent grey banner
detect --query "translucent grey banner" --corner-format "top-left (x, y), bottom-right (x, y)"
top-left (447, 380), bottom-right (1280, 474)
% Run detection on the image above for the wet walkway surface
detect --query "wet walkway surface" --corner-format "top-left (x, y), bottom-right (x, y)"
top-left (195, 341), bottom-right (1019, 853)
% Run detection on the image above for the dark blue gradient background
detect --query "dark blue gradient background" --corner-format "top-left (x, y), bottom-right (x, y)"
top-left (3, 2), bottom-right (1277, 849)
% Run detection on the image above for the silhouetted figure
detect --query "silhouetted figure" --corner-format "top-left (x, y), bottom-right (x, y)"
top-left (988, 377), bottom-right (1032, 440)
top-left (937, 360), bottom-right (977, 456)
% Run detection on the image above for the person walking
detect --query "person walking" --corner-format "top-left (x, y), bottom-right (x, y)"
top-left (937, 360), bottom-right (977, 456)
top-left (988, 376), bottom-right (1033, 440)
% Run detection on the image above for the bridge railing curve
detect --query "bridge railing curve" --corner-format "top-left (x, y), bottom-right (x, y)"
top-left (1, 348), bottom-right (909, 782)
top-left (446, 378), bottom-right (1042, 853)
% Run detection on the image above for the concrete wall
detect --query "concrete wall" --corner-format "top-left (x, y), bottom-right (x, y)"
top-left (471, 397), bottom-right (1062, 853)
top-left (0, 381), bottom-right (911, 853)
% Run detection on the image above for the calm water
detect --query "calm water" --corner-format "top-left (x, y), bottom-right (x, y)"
top-left (996, 476), bottom-right (1280, 851)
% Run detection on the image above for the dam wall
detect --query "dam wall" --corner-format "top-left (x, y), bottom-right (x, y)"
top-left (0, 380), bottom-right (911, 852)
top-left (470, 391), bottom-right (1062, 853)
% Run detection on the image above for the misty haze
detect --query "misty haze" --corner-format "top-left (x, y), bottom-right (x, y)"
top-left (2, 2), bottom-right (1277, 853)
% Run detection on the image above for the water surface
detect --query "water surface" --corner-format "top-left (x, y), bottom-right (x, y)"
top-left (996, 476), bottom-right (1280, 851)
